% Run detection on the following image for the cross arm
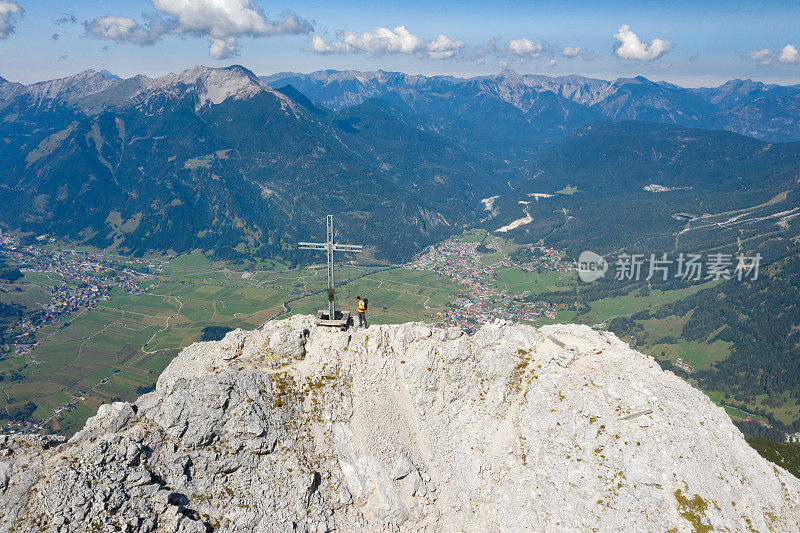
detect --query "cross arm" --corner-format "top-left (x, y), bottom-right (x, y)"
top-left (298, 242), bottom-right (327, 250)
top-left (332, 244), bottom-right (364, 253)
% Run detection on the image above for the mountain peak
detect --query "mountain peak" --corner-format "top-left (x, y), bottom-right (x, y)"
top-left (498, 67), bottom-right (520, 77)
top-left (613, 75), bottom-right (654, 86)
top-left (137, 64), bottom-right (276, 109)
top-left (2, 316), bottom-right (798, 531)
top-left (98, 69), bottom-right (119, 80)
top-left (13, 69), bottom-right (122, 102)
top-left (718, 78), bottom-right (767, 91)
top-left (170, 64), bottom-right (259, 84)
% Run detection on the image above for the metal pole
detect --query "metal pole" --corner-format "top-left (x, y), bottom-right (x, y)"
top-left (327, 214), bottom-right (335, 319)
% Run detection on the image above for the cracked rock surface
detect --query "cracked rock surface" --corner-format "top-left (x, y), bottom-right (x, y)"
top-left (1, 315), bottom-right (799, 532)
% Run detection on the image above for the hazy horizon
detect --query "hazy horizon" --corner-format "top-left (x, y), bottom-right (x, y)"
top-left (3, 63), bottom-right (800, 90)
top-left (2, 1), bottom-right (800, 87)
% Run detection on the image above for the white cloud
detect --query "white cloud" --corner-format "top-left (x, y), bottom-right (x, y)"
top-left (426, 34), bottom-right (465, 59)
top-left (547, 59), bottom-right (557, 67)
top-left (778, 44), bottom-right (800, 65)
top-left (209, 36), bottom-right (239, 59)
top-left (152, 0), bottom-right (311, 39)
top-left (746, 46), bottom-right (800, 66)
top-left (311, 25), bottom-right (464, 60)
top-left (311, 35), bottom-right (350, 54)
top-left (85, 0), bottom-right (313, 58)
top-left (749, 48), bottom-right (773, 66)
top-left (613, 25), bottom-right (672, 61)
top-left (84, 15), bottom-right (169, 46)
top-left (508, 37), bottom-right (544, 58)
top-left (0, 0), bottom-right (23, 39)
top-left (560, 45), bottom-right (596, 60)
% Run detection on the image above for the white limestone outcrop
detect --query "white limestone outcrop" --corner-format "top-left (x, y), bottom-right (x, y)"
top-left (1, 316), bottom-right (798, 532)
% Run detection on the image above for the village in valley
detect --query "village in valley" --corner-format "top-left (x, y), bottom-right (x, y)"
top-left (0, 232), bottom-right (165, 434)
top-left (0, 228), bottom-right (781, 439)
top-left (405, 232), bottom-right (574, 332)
top-left (1, 232), bottom-right (154, 354)
top-left (0, 225), bottom-right (582, 434)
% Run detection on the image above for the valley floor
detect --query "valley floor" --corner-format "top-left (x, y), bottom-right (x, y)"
top-left (0, 229), bottom-right (797, 445)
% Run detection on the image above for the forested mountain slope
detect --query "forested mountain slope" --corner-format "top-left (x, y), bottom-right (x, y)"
top-left (0, 66), bottom-right (497, 262)
top-left (488, 121), bottom-right (800, 256)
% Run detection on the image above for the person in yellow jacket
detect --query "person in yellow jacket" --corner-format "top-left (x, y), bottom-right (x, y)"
top-left (356, 296), bottom-right (368, 328)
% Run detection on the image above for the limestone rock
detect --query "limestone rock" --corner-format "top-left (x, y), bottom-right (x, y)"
top-left (1, 315), bottom-right (799, 532)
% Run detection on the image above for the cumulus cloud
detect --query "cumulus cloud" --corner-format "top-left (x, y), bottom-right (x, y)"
top-left (209, 36), bottom-right (239, 59)
top-left (85, 0), bottom-right (313, 59)
top-left (311, 36), bottom-right (349, 54)
top-left (84, 14), bottom-right (173, 46)
top-left (311, 25), bottom-right (464, 60)
top-left (54, 12), bottom-right (77, 25)
top-left (560, 45), bottom-right (595, 60)
top-left (508, 37), bottom-right (544, 58)
top-left (613, 25), bottom-right (672, 61)
top-left (0, 0), bottom-right (23, 39)
top-left (779, 44), bottom-right (800, 65)
top-left (426, 33), bottom-right (465, 59)
top-left (152, 0), bottom-right (311, 39)
top-left (749, 48), bottom-right (773, 66)
top-left (547, 59), bottom-right (557, 67)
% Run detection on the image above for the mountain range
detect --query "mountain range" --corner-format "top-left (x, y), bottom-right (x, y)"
top-left (3, 65), bottom-right (800, 262)
top-left (0, 66), bottom-right (494, 262)
top-left (4, 65), bottom-right (800, 440)
top-left (487, 120), bottom-right (800, 256)
top-left (265, 69), bottom-right (800, 146)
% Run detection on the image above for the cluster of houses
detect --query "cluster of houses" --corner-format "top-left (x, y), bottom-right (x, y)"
top-left (0, 418), bottom-right (47, 435)
top-left (673, 358), bottom-right (695, 374)
top-left (1, 234), bottom-right (153, 354)
top-left (405, 238), bottom-right (567, 331)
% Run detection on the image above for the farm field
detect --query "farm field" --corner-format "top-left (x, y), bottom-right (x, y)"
top-left (492, 267), bottom-right (573, 295)
top-left (577, 279), bottom-right (721, 325)
top-left (0, 253), bottom-right (463, 434)
top-left (1, 232), bottom-right (769, 437)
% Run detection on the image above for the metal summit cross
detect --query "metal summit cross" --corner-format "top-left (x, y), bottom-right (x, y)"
top-left (298, 215), bottom-right (363, 328)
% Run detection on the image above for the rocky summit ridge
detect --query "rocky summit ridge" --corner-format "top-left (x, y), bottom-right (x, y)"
top-left (1, 316), bottom-right (799, 532)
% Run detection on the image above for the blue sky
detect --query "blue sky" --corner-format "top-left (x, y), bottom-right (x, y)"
top-left (1, 0), bottom-right (800, 86)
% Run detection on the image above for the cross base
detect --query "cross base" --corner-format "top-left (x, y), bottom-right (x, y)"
top-left (314, 309), bottom-right (351, 331)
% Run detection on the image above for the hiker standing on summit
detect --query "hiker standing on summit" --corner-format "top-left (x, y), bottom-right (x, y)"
top-left (356, 296), bottom-right (368, 328)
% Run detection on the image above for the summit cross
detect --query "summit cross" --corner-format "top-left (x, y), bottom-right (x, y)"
top-left (298, 215), bottom-right (363, 322)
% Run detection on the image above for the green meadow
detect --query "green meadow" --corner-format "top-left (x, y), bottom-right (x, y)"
top-left (1, 254), bottom-right (462, 434)
top-left (0, 236), bottom-right (763, 436)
